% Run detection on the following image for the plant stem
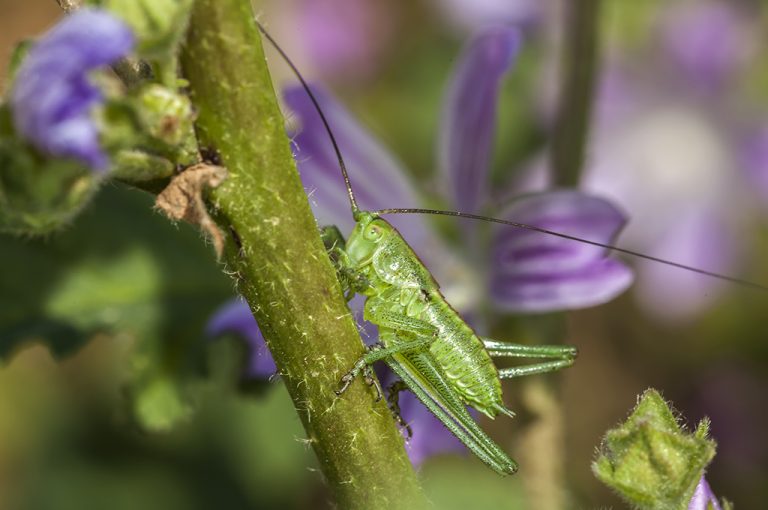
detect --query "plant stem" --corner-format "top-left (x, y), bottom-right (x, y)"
top-left (180, 1), bottom-right (426, 508)
top-left (550, 0), bottom-right (602, 187)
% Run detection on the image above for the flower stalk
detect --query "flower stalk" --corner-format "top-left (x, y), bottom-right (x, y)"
top-left (179, 0), bottom-right (426, 507)
top-left (550, 0), bottom-right (602, 187)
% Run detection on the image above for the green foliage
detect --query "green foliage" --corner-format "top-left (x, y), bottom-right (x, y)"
top-left (593, 389), bottom-right (717, 510)
top-left (102, 0), bottom-right (194, 61)
top-left (0, 185), bottom-right (233, 429)
top-left (421, 457), bottom-right (527, 509)
top-left (0, 129), bottom-right (100, 236)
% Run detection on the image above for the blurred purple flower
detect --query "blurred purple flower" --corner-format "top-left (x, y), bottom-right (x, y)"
top-left (10, 9), bottom-right (134, 171)
top-left (491, 191), bottom-right (632, 311)
top-left (741, 126), bottom-right (768, 204)
top-left (581, 102), bottom-right (748, 320)
top-left (688, 477), bottom-right (721, 510)
top-left (440, 27), bottom-right (522, 214)
top-left (206, 298), bottom-right (276, 379)
top-left (683, 368), bottom-right (768, 480)
top-left (295, 0), bottom-right (393, 82)
top-left (430, 0), bottom-right (544, 33)
top-left (581, 54), bottom-right (756, 320)
top-left (208, 26), bottom-right (633, 464)
top-left (396, 388), bottom-right (468, 465)
top-left (519, 2), bottom-right (763, 321)
top-left (662, 1), bottom-right (754, 93)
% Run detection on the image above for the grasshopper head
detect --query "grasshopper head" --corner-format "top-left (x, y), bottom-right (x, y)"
top-left (346, 211), bottom-right (393, 265)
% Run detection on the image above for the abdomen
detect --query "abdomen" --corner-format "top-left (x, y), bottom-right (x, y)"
top-left (418, 292), bottom-right (505, 418)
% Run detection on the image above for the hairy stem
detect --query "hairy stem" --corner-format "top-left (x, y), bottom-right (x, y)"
top-left (550, 0), bottom-right (602, 187)
top-left (180, 1), bottom-right (426, 508)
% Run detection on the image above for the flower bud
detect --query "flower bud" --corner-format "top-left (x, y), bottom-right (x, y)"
top-left (133, 84), bottom-right (196, 163)
top-left (593, 389), bottom-right (716, 510)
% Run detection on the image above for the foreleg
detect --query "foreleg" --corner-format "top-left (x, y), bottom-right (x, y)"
top-left (336, 296), bottom-right (439, 396)
top-left (320, 225), bottom-right (370, 299)
top-left (335, 335), bottom-right (433, 396)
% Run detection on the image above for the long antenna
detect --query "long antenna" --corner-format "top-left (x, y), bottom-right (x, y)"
top-left (256, 20), bottom-right (360, 215)
top-left (375, 208), bottom-right (768, 293)
top-left (256, 20), bottom-right (767, 294)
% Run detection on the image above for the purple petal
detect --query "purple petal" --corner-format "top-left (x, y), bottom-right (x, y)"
top-left (741, 125), bottom-right (768, 204)
top-left (296, 0), bottom-right (392, 81)
top-left (432, 0), bottom-right (542, 32)
top-left (372, 368), bottom-right (469, 466)
top-left (206, 295), bottom-right (378, 381)
top-left (662, 2), bottom-right (753, 93)
top-left (438, 26), bottom-right (521, 213)
top-left (398, 390), bottom-right (468, 466)
top-left (11, 9), bottom-right (134, 171)
top-left (634, 207), bottom-right (737, 322)
top-left (283, 84), bottom-right (440, 255)
top-left (349, 294), bottom-right (379, 346)
top-left (490, 190), bottom-right (634, 312)
top-left (688, 477), bottom-right (722, 510)
top-left (206, 298), bottom-right (277, 379)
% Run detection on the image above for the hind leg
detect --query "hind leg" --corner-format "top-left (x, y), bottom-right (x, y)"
top-left (482, 339), bottom-right (577, 379)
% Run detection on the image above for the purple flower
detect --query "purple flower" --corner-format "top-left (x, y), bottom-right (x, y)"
top-left (741, 125), bottom-right (768, 204)
top-left (206, 298), bottom-right (276, 379)
top-left (491, 191), bottom-right (632, 311)
top-left (580, 103), bottom-right (748, 320)
top-left (209, 26), bottom-right (633, 464)
top-left (395, 388), bottom-right (468, 465)
top-left (581, 16), bottom-right (759, 319)
top-left (688, 477), bottom-right (722, 510)
top-left (662, 1), bottom-right (755, 93)
top-left (440, 27), bottom-right (521, 214)
top-left (430, 0), bottom-right (543, 33)
top-left (294, 0), bottom-right (393, 82)
top-left (517, 1), bottom-right (765, 321)
top-left (10, 9), bottom-right (134, 171)
top-left (683, 368), bottom-right (768, 480)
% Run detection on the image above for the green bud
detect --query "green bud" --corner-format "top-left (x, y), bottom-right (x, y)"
top-left (0, 135), bottom-right (99, 236)
top-left (103, 0), bottom-right (193, 60)
top-left (592, 389), bottom-right (716, 510)
top-left (135, 84), bottom-right (195, 150)
top-left (111, 149), bottom-right (175, 186)
top-left (97, 83), bottom-right (198, 172)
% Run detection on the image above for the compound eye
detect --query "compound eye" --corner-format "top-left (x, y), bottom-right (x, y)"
top-left (364, 224), bottom-right (383, 241)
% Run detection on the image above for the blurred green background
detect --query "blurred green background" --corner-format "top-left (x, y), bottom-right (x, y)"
top-left (1, 0), bottom-right (767, 508)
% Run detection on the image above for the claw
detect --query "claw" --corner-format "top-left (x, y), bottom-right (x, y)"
top-left (336, 372), bottom-right (354, 396)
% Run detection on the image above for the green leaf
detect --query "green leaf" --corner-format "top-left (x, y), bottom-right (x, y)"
top-left (104, 0), bottom-right (194, 61)
top-left (0, 185), bottom-right (234, 429)
top-left (0, 134), bottom-right (100, 236)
